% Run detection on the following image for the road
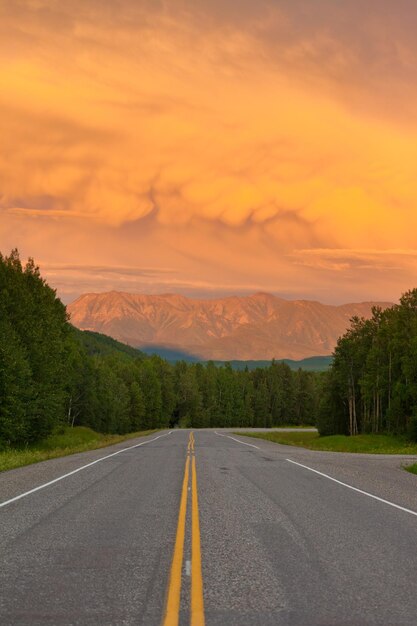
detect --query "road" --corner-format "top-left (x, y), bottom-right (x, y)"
top-left (1, 429), bottom-right (417, 625)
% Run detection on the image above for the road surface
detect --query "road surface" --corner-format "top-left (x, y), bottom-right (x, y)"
top-left (1, 429), bottom-right (417, 625)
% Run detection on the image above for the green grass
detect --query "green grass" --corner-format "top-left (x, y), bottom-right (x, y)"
top-left (234, 431), bottom-right (417, 454)
top-left (266, 424), bottom-right (316, 429)
top-left (0, 426), bottom-right (157, 473)
top-left (234, 424), bottom-right (315, 430)
top-left (405, 464), bottom-right (417, 475)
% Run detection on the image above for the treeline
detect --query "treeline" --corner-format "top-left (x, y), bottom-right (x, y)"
top-left (318, 289), bottom-right (417, 439)
top-left (67, 353), bottom-right (319, 435)
top-left (0, 251), bottom-right (320, 448)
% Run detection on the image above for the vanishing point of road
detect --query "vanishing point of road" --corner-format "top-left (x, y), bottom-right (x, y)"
top-left (1, 429), bottom-right (417, 625)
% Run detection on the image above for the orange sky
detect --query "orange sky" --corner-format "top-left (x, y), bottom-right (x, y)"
top-left (1, 0), bottom-right (417, 303)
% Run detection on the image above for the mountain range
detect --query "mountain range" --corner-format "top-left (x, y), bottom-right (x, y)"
top-left (67, 291), bottom-right (392, 360)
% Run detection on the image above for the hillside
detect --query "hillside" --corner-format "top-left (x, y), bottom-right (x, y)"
top-left (73, 328), bottom-right (144, 359)
top-left (67, 292), bottom-right (392, 360)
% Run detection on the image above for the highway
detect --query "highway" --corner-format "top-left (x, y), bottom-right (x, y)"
top-left (1, 429), bottom-right (417, 625)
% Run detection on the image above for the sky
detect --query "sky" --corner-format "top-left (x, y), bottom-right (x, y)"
top-left (1, 0), bottom-right (417, 304)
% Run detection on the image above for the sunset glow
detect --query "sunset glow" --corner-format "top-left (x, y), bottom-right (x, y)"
top-left (1, 1), bottom-right (417, 303)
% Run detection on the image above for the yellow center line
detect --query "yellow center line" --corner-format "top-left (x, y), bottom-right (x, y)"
top-left (162, 450), bottom-right (190, 626)
top-left (191, 454), bottom-right (205, 626)
top-left (162, 432), bottom-right (205, 626)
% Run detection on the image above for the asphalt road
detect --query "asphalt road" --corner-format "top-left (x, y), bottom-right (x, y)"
top-left (1, 429), bottom-right (417, 625)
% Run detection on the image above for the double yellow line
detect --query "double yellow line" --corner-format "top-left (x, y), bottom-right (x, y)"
top-left (162, 432), bottom-right (205, 626)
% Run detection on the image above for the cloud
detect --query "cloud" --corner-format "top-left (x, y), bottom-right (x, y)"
top-left (1, 1), bottom-right (417, 304)
top-left (291, 248), bottom-right (417, 273)
top-left (40, 261), bottom-right (278, 304)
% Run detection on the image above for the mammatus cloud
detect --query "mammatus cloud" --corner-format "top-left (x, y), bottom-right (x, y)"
top-left (2, 210), bottom-right (416, 305)
top-left (1, 1), bottom-right (417, 302)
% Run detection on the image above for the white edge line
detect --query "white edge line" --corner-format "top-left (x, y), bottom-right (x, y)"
top-left (0, 431), bottom-right (173, 509)
top-left (227, 436), bottom-right (260, 449)
top-left (214, 431), bottom-right (260, 449)
top-left (286, 458), bottom-right (417, 518)
top-left (215, 430), bottom-right (260, 449)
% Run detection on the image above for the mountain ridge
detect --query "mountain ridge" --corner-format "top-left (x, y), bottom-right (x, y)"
top-left (67, 291), bottom-right (393, 360)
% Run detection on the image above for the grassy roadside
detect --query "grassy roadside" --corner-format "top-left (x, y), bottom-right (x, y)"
top-left (233, 431), bottom-right (417, 455)
top-left (0, 426), bottom-right (158, 473)
top-left (247, 424), bottom-right (316, 429)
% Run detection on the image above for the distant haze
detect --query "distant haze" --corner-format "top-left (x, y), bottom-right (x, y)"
top-left (68, 292), bottom-right (392, 361)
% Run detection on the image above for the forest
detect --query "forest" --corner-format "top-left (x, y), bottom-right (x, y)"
top-left (0, 251), bottom-right (319, 448)
top-left (318, 290), bottom-right (417, 439)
